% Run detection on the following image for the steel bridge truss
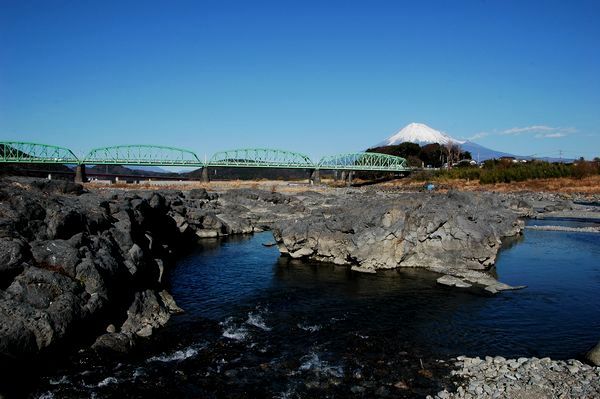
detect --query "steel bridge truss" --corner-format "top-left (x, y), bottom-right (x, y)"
top-left (0, 141), bottom-right (411, 173)
top-left (83, 145), bottom-right (203, 167)
top-left (0, 141), bottom-right (80, 164)
top-left (208, 148), bottom-right (314, 169)
top-left (317, 152), bottom-right (409, 172)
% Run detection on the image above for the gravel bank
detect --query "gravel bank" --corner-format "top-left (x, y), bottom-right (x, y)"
top-left (430, 356), bottom-right (600, 399)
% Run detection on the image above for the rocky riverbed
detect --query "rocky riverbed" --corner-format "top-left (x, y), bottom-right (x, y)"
top-left (430, 356), bottom-right (600, 399)
top-left (1, 177), bottom-right (599, 398)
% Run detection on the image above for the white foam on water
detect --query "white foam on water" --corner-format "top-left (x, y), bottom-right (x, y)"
top-left (132, 367), bottom-right (146, 379)
top-left (274, 386), bottom-right (297, 399)
top-left (38, 393), bottom-right (55, 399)
top-left (246, 311), bottom-right (271, 331)
top-left (299, 352), bottom-right (344, 378)
top-left (48, 375), bottom-right (69, 385)
top-left (97, 377), bottom-right (118, 387)
top-left (221, 317), bottom-right (249, 341)
top-left (297, 323), bottom-right (321, 333)
top-left (147, 347), bottom-right (198, 363)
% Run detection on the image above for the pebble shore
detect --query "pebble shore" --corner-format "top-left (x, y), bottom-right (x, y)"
top-left (429, 356), bottom-right (600, 399)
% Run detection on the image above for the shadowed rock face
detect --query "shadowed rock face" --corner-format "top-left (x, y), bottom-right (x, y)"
top-left (0, 178), bottom-right (531, 360)
top-left (0, 179), bottom-right (307, 360)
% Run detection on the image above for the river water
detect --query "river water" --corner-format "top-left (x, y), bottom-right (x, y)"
top-left (29, 220), bottom-right (600, 398)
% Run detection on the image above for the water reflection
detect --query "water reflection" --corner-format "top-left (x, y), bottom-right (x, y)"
top-left (172, 228), bottom-right (599, 359)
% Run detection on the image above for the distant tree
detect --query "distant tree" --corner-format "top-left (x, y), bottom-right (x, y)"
top-left (396, 142), bottom-right (421, 158)
top-left (406, 155), bottom-right (423, 167)
top-left (462, 151), bottom-right (472, 160)
top-left (445, 142), bottom-right (462, 166)
top-left (366, 142), bottom-right (421, 159)
top-left (419, 143), bottom-right (444, 167)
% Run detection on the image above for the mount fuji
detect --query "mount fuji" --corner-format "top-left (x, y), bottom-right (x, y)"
top-left (375, 123), bottom-right (517, 161)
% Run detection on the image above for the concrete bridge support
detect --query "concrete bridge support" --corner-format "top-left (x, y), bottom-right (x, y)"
top-left (201, 167), bottom-right (210, 183)
top-left (346, 171), bottom-right (354, 187)
top-left (310, 169), bottom-right (320, 185)
top-left (333, 170), bottom-right (339, 181)
top-left (74, 164), bottom-right (87, 183)
top-left (340, 170), bottom-right (346, 183)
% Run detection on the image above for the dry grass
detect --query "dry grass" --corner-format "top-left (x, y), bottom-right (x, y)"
top-left (85, 175), bottom-right (600, 195)
top-left (382, 175), bottom-right (600, 194)
top-left (84, 179), bottom-right (331, 194)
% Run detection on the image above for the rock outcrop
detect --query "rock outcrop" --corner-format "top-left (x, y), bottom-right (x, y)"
top-left (273, 190), bottom-right (529, 290)
top-left (0, 179), bottom-right (303, 360)
top-left (0, 178), bottom-right (534, 361)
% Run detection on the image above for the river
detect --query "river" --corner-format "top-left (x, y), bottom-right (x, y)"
top-left (30, 220), bottom-right (600, 398)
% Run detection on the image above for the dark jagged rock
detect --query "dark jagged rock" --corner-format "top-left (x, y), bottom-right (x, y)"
top-left (0, 180), bottom-right (302, 360)
top-left (0, 238), bottom-right (28, 282)
top-left (0, 178), bottom-right (538, 361)
top-left (30, 179), bottom-right (84, 195)
top-left (91, 332), bottom-right (135, 353)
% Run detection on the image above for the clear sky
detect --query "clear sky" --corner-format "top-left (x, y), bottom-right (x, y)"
top-left (1, 0), bottom-right (599, 160)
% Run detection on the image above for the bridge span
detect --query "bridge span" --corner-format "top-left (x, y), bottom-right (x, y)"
top-left (0, 142), bottom-right (411, 184)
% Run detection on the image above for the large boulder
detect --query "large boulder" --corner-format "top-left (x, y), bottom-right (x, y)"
top-left (29, 238), bottom-right (82, 277)
top-left (45, 208), bottom-right (85, 240)
top-left (0, 238), bottom-right (28, 280)
top-left (586, 341), bottom-right (600, 366)
top-left (1, 266), bottom-right (87, 352)
top-left (120, 290), bottom-right (174, 338)
top-left (91, 332), bottom-right (135, 354)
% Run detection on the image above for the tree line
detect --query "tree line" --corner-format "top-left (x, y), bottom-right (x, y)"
top-left (366, 142), bottom-right (471, 167)
top-left (413, 157), bottom-right (600, 183)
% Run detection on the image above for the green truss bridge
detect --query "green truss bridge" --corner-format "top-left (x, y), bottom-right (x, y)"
top-left (1, 142), bottom-right (411, 183)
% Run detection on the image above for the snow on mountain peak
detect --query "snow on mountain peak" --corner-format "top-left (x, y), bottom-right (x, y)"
top-left (379, 123), bottom-right (465, 146)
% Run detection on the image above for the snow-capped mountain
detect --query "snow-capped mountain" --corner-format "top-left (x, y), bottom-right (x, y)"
top-left (375, 122), bottom-right (518, 161)
top-left (377, 122), bottom-right (465, 146)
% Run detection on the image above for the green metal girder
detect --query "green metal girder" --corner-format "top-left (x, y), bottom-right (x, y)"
top-left (0, 140), bottom-right (412, 174)
top-left (208, 148), bottom-right (314, 169)
top-left (83, 145), bottom-right (203, 167)
top-left (0, 141), bottom-right (80, 164)
top-left (318, 152), bottom-right (410, 172)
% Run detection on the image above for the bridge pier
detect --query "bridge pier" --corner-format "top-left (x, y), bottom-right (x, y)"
top-left (340, 170), bottom-right (346, 183)
top-left (333, 170), bottom-right (339, 181)
top-left (201, 167), bottom-right (210, 183)
top-left (74, 164), bottom-right (87, 183)
top-left (346, 171), bottom-right (354, 186)
top-left (310, 169), bottom-right (320, 185)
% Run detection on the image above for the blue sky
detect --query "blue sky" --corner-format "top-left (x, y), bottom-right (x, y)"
top-left (1, 0), bottom-right (599, 160)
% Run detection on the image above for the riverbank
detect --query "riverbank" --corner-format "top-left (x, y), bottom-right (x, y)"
top-left (431, 356), bottom-right (600, 399)
top-left (379, 175), bottom-right (600, 195)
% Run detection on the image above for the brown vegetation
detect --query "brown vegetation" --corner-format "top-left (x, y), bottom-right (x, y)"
top-left (382, 175), bottom-right (600, 194)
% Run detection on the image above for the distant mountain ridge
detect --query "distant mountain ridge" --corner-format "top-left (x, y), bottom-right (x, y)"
top-left (376, 122), bottom-right (518, 161)
top-left (377, 123), bottom-right (463, 147)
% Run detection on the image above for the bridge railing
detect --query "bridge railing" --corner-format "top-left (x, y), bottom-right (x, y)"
top-left (0, 141), bottom-right (80, 164)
